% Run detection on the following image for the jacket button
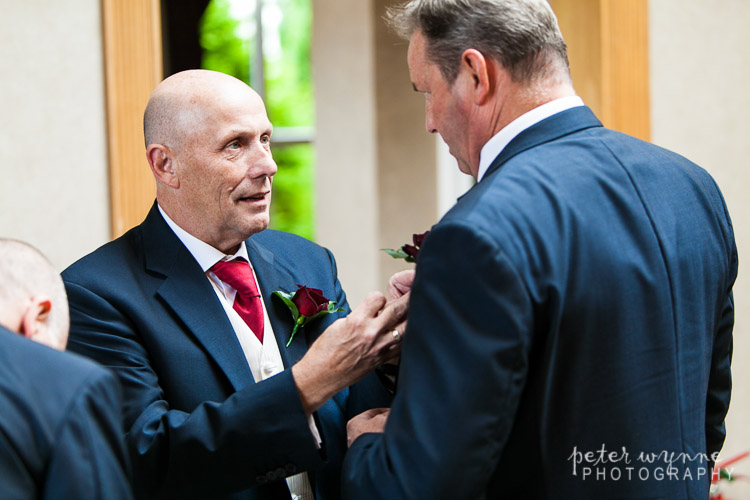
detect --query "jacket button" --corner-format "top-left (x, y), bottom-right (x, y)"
top-left (285, 463), bottom-right (297, 475)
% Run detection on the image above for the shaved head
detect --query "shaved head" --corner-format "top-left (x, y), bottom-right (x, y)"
top-left (144, 69), bottom-right (262, 150)
top-left (0, 239), bottom-right (69, 348)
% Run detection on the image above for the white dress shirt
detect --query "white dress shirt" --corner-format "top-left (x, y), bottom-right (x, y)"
top-left (158, 205), bottom-right (316, 500)
top-left (477, 95), bottom-right (585, 181)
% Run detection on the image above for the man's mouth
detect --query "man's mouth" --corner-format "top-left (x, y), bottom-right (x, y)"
top-left (239, 191), bottom-right (269, 203)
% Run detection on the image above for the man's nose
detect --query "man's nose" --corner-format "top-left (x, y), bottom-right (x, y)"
top-left (251, 145), bottom-right (277, 178)
top-left (425, 106), bottom-right (437, 134)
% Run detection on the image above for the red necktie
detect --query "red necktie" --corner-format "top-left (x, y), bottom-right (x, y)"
top-left (211, 258), bottom-right (264, 343)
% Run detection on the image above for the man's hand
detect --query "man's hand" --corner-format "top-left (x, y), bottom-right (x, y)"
top-left (382, 270), bottom-right (415, 365)
top-left (386, 270), bottom-right (415, 301)
top-left (292, 292), bottom-right (408, 414)
top-left (347, 408), bottom-right (390, 447)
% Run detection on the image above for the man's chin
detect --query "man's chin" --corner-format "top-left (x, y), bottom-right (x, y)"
top-left (244, 216), bottom-right (270, 237)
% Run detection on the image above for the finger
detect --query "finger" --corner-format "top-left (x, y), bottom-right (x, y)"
top-left (387, 270), bottom-right (416, 298)
top-left (392, 319), bottom-right (407, 335)
top-left (376, 294), bottom-right (409, 329)
top-left (387, 320), bottom-right (407, 345)
top-left (350, 291), bottom-right (387, 320)
top-left (383, 342), bottom-right (403, 362)
top-left (368, 407), bottom-right (390, 417)
top-left (368, 300), bottom-right (409, 353)
top-left (361, 407), bottom-right (389, 418)
top-left (383, 349), bottom-right (401, 365)
top-left (372, 328), bottom-right (405, 356)
top-left (392, 270), bottom-right (415, 287)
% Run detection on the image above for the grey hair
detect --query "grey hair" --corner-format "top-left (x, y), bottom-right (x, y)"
top-left (386, 0), bottom-right (570, 85)
top-left (0, 239), bottom-right (69, 344)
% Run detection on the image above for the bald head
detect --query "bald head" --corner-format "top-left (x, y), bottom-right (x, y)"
top-left (144, 70), bottom-right (262, 150)
top-left (0, 239), bottom-right (69, 350)
top-left (143, 69), bottom-right (277, 253)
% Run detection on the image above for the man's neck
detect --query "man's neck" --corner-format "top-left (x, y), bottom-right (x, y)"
top-left (476, 94), bottom-right (584, 181)
top-left (156, 196), bottom-right (242, 255)
top-left (489, 80), bottom-right (577, 139)
top-left (157, 203), bottom-right (247, 272)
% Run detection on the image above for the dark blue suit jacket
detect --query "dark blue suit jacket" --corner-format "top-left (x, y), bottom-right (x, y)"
top-left (0, 327), bottom-right (132, 499)
top-left (62, 205), bottom-right (390, 500)
top-left (343, 107), bottom-right (736, 499)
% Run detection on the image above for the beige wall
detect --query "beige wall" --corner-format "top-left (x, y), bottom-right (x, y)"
top-left (315, 0), bottom-right (453, 305)
top-left (0, 0), bottom-right (110, 271)
top-left (315, 0), bottom-right (474, 307)
top-left (650, 0), bottom-right (750, 490)
top-left (313, 0), bottom-right (381, 305)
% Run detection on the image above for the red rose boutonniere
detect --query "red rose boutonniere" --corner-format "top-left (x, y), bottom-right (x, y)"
top-left (273, 284), bottom-right (345, 347)
top-left (382, 231), bottom-right (430, 263)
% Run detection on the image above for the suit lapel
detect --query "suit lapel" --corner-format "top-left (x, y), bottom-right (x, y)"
top-left (245, 236), bottom-right (309, 368)
top-left (141, 204), bottom-right (254, 392)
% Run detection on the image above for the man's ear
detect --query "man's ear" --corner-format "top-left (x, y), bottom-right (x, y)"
top-left (21, 298), bottom-right (66, 350)
top-left (459, 48), bottom-right (493, 105)
top-left (147, 144), bottom-right (180, 188)
top-left (19, 298), bottom-right (50, 340)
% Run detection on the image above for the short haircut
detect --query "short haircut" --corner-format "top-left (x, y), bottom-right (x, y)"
top-left (143, 90), bottom-right (174, 149)
top-left (0, 239), bottom-right (69, 343)
top-left (386, 0), bottom-right (570, 85)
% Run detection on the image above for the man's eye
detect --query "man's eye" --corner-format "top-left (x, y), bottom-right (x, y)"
top-left (227, 141), bottom-right (241, 149)
top-left (260, 135), bottom-right (270, 145)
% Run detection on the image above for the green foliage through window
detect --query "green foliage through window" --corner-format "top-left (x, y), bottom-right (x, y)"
top-left (200, 0), bottom-right (316, 240)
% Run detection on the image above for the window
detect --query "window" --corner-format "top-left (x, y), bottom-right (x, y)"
top-left (199, 0), bottom-right (316, 239)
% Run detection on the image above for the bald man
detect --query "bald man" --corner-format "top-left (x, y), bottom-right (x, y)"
top-left (0, 238), bottom-right (132, 499)
top-left (0, 239), bottom-right (69, 350)
top-left (62, 70), bottom-right (408, 500)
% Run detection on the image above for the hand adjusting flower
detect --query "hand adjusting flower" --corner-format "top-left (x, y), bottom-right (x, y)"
top-left (382, 231), bottom-right (430, 263)
top-left (273, 284), bottom-right (345, 347)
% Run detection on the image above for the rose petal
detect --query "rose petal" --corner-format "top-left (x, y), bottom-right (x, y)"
top-left (293, 284), bottom-right (332, 317)
top-left (413, 231), bottom-right (429, 247)
top-left (402, 244), bottom-right (419, 259)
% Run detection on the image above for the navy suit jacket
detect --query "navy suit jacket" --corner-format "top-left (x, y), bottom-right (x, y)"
top-left (62, 205), bottom-right (390, 500)
top-left (343, 107), bottom-right (736, 499)
top-left (0, 327), bottom-right (132, 499)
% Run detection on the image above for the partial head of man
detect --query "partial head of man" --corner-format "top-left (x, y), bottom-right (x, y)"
top-left (387, 0), bottom-right (574, 177)
top-left (0, 239), bottom-right (69, 350)
top-left (144, 69), bottom-right (277, 255)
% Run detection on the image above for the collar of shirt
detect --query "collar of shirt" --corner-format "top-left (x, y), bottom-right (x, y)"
top-left (157, 204), bottom-right (250, 271)
top-left (477, 95), bottom-right (585, 182)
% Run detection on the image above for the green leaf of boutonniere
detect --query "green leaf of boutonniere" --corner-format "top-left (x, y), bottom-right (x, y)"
top-left (273, 285), bottom-right (345, 347)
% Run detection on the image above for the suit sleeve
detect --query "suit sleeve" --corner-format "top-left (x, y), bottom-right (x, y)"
top-left (343, 222), bottom-right (533, 500)
top-left (704, 192), bottom-right (737, 461)
top-left (705, 289), bottom-right (735, 458)
top-left (42, 368), bottom-right (133, 500)
top-left (65, 281), bottom-right (325, 499)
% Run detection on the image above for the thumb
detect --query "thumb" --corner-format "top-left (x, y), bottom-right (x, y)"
top-left (352, 291), bottom-right (387, 319)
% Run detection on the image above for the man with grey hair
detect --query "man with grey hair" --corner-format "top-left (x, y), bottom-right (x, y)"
top-left (342, 1), bottom-right (735, 498)
top-left (0, 238), bottom-right (133, 499)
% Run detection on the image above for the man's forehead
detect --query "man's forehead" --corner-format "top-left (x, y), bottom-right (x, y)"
top-left (190, 85), bottom-right (266, 120)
